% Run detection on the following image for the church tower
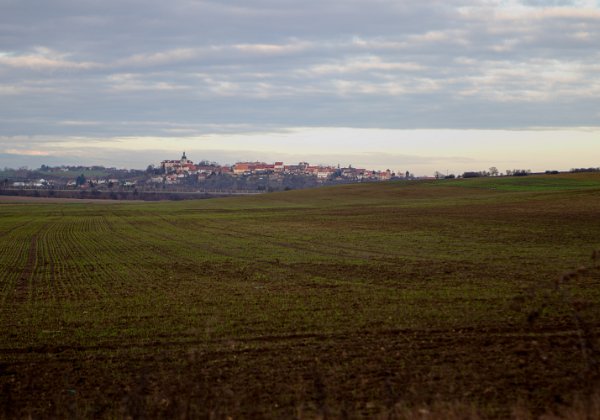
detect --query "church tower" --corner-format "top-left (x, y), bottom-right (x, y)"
top-left (181, 151), bottom-right (188, 164)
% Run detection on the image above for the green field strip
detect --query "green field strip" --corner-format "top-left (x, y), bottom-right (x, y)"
top-left (0, 217), bottom-right (56, 306)
top-left (38, 218), bottom-right (88, 301)
top-left (156, 212), bottom-right (393, 264)
top-left (31, 222), bottom-right (57, 303)
top-left (179, 205), bottom-right (444, 261)
top-left (0, 237), bottom-right (29, 309)
top-left (18, 214), bottom-right (128, 303)
top-left (41, 219), bottom-right (103, 302)
top-left (66, 215), bottom-right (124, 299)
top-left (49, 221), bottom-right (82, 301)
top-left (0, 217), bottom-right (34, 237)
top-left (113, 211), bottom-right (240, 264)
top-left (50, 218), bottom-right (86, 301)
top-left (107, 206), bottom-right (526, 301)
top-left (443, 175), bottom-right (600, 192)
top-left (192, 219), bottom-right (366, 259)
top-left (138, 214), bottom-right (454, 307)
top-left (92, 212), bottom-right (193, 294)
top-left (26, 218), bottom-right (65, 305)
top-left (59, 215), bottom-right (148, 299)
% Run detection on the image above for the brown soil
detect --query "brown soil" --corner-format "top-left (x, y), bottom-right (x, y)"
top-left (0, 326), bottom-right (595, 418)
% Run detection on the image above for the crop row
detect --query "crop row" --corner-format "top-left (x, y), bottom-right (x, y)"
top-left (0, 215), bottom-right (54, 307)
top-left (0, 211), bottom-right (176, 307)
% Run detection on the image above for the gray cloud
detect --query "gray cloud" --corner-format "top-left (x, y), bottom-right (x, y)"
top-left (1, 0), bottom-right (599, 144)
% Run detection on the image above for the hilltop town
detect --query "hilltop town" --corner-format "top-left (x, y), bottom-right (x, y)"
top-left (1, 152), bottom-right (403, 194)
top-left (4, 153), bottom-right (596, 199)
top-left (157, 152), bottom-right (396, 185)
top-left (4, 152), bottom-right (594, 200)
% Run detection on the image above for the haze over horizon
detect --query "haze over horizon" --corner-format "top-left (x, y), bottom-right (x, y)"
top-left (1, 0), bottom-right (599, 175)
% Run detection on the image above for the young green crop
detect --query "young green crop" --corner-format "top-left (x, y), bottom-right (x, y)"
top-left (1, 172), bottom-right (599, 418)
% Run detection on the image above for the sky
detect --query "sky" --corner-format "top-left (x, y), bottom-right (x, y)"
top-left (1, 0), bottom-right (599, 175)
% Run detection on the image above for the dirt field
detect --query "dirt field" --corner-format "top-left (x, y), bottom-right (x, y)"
top-left (1, 174), bottom-right (599, 418)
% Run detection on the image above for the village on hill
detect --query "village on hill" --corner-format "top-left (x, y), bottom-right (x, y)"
top-left (157, 152), bottom-right (395, 185)
top-left (1, 152), bottom-right (404, 194)
top-left (0, 152), bottom-right (414, 199)
top-left (5, 151), bottom-right (579, 196)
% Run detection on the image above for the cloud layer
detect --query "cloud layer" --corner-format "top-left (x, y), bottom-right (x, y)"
top-left (1, 0), bottom-right (599, 170)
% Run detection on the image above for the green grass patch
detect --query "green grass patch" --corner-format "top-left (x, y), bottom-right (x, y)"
top-left (437, 172), bottom-right (600, 191)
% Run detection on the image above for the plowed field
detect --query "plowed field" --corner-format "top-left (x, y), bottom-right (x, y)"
top-left (1, 174), bottom-right (600, 418)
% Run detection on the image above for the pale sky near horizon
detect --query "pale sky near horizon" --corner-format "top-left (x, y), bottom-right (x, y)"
top-left (1, 0), bottom-right (599, 175)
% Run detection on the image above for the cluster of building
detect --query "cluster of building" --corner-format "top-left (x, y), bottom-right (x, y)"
top-left (11, 179), bottom-right (54, 188)
top-left (11, 178), bottom-right (134, 189)
top-left (159, 152), bottom-right (395, 184)
top-left (3, 153), bottom-right (399, 190)
top-left (158, 152), bottom-right (232, 184)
